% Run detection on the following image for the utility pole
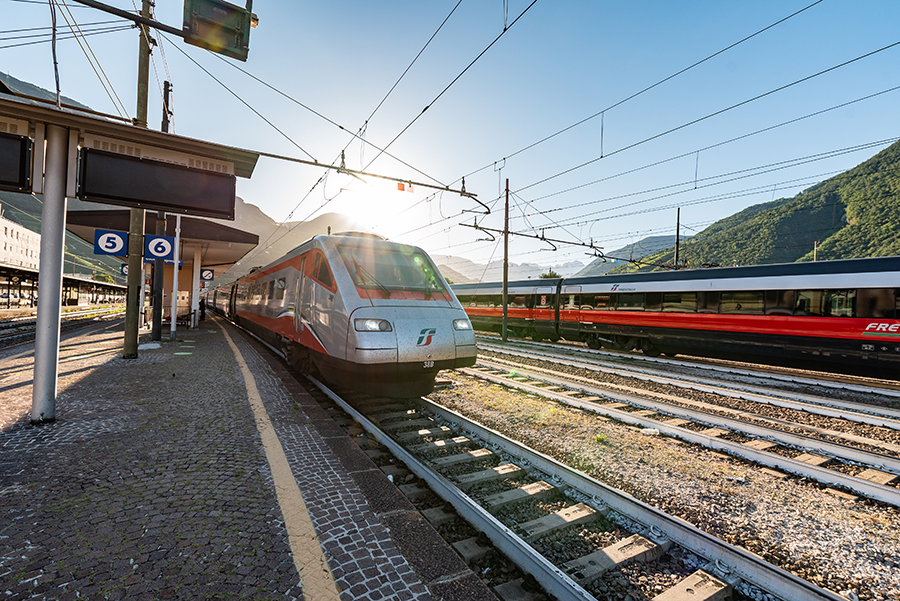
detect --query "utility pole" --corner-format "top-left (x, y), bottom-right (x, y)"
top-left (502, 179), bottom-right (509, 342)
top-left (123, 0), bottom-right (151, 358)
top-left (151, 81), bottom-right (170, 341)
top-left (674, 207), bottom-right (680, 269)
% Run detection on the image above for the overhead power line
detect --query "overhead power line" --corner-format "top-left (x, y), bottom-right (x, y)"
top-left (459, 0), bottom-right (827, 182)
top-left (514, 39), bottom-right (900, 196)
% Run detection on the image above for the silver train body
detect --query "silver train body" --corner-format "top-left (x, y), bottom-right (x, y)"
top-left (210, 232), bottom-right (477, 397)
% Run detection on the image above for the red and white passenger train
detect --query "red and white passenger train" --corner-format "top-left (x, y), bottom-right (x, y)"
top-left (210, 232), bottom-right (477, 396)
top-left (452, 257), bottom-right (900, 377)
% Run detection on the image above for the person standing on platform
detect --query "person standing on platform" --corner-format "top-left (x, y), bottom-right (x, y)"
top-left (199, 297), bottom-right (206, 321)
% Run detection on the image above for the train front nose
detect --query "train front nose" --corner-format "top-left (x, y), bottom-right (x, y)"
top-left (348, 307), bottom-right (476, 397)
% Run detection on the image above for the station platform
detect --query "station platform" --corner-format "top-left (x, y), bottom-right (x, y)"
top-left (0, 316), bottom-right (496, 600)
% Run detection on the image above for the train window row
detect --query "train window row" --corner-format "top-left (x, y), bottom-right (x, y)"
top-left (460, 288), bottom-right (898, 318)
top-left (241, 277), bottom-right (288, 303)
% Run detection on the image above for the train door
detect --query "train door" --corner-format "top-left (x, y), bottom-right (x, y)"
top-left (531, 285), bottom-right (557, 341)
top-left (295, 257), bottom-right (308, 333)
top-left (559, 285), bottom-right (581, 341)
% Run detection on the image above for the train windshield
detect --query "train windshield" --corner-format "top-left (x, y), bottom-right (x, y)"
top-left (336, 243), bottom-right (445, 297)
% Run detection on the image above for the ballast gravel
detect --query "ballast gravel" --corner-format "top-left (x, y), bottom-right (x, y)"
top-left (431, 371), bottom-right (900, 601)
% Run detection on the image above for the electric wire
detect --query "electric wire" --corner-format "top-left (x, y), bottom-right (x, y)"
top-left (517, 137), bottom-right (900, 223)
top-left (458, 0), bottom-right (827, 182)
top-left (0, 23), bottom-right (130, 49)
top-left (362, 0), bottom-right (540, 171)
top-left (56, 0), bottom-right (129, 118)
top-left (514, 39), bottom-right (900, 196)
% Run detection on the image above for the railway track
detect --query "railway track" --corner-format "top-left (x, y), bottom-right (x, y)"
top-left (309, 377), bottom-right (850, 601)
top-left (467, 343), bottom-right (900, 507)
top-left (231, 318), bottom-right (893, 600)
top-left (0, 306), bottom-right (125, 347)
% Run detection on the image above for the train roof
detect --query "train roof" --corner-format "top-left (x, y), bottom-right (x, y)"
top-left (451, 256), bottom-right (900, 294)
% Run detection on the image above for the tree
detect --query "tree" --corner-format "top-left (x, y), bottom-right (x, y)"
top-left (540, 270), bottom-right (560, 279)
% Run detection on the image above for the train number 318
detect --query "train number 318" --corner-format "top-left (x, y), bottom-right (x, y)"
top-left (423, 360), bottom-right (435, 369)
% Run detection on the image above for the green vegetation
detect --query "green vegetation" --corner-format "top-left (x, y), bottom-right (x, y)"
top-left (608, 140), bottom-right (900, 272)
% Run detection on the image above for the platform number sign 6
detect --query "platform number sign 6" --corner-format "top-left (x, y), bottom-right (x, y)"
top-left (144, 235), bottom-right (176, 261)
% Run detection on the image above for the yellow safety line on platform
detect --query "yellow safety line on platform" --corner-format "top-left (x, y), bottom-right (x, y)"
top-left (221, 326), bottom-right (341, 600)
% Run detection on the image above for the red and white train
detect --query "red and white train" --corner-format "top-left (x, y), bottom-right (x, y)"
top-left (210, 232), bottom-right (477, 396)
top-left (452, 257), bottom-right (900, 377)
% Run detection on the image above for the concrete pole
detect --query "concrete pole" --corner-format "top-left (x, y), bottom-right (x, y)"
top-left (31, 125), bottom-right (69, 423)
top-left (191, 246), bottom-right (201, 329)
top-left (170, 214), bottom-right (181, 339)
top-left (123, 0), bottom-right (151, 357)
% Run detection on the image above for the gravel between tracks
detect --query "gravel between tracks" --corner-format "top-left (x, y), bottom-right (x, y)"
top-left (431, 371), bottom-right (900, 601)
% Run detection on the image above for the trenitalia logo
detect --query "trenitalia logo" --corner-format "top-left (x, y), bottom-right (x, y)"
top-left (863, 322), bottom-right (900, 336)
top-left (417, 328), bottom-right (437, 346)
top-left (611, 284), bottom-right (620, 291)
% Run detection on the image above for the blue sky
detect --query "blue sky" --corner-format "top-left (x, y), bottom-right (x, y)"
top-left (3, 0), bottom-right (899, 271)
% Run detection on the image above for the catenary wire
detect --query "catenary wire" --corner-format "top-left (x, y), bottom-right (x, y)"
top-left (513, 39), bottom-right (900, 196)
top-left (457, 0), bottom-right (827, 182)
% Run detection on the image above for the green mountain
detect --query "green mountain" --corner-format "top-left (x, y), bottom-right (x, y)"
top-left (610, 140), bottom-right (900, 272)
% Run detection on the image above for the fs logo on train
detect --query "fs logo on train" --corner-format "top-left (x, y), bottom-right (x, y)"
top-left (417, 328), bottom-right (437, 346)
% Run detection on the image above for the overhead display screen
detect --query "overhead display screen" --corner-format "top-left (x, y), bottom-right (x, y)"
top-left (77, 148), bottom-right (236, 220)
top-left (0, 132), bottom-right (31, 193)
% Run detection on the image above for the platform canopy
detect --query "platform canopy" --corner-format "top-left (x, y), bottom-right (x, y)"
top-left (66, 210), bottom-right (259, 276)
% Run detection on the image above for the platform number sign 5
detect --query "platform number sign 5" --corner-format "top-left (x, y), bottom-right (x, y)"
top-left (144, 235), bottom-right (176, 261)
top-left (94, 229), bottom-right (128, 257)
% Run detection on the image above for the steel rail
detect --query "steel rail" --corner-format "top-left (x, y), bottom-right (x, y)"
top-left (478, 340), bottom-right (900, 422)
top-left (475, 356), bottom-right (900, 464)
top-left (416, 396), bottom-right (847, 601)
top-left (308, 376), bottom-right (597, 601)
top-left (478, 335), bottom-right (900, 399)
top-left (462, 365), bottom-right (900, 507)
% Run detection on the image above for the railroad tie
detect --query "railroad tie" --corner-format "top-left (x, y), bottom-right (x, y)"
top-left (562, 532), bottom-right (671, 586)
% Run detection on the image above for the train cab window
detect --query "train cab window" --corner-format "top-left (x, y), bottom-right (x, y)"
top-left (765, 290), bottom-right (795, 315)
top-left (617, 293), bottom-right (644, 311)
top-left (720, 291), bottom-right (764, 314)
top-left (644, 292), bottom-right (663, 311)
top-left (275, 278), bottom-right (286, 300)
top-left (662, 291), bottom-right (696, 312)
top-left (857, 288), bottom-right (896, 318)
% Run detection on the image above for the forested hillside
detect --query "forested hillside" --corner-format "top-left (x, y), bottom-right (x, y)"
top-left (610, 140), bottom-right (900, 272)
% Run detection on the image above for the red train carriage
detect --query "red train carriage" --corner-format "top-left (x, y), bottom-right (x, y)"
top-left (453, 257), bottom-right (900, 377)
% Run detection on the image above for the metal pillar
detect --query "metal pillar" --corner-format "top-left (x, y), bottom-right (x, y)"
top-left (191, 246), bottom-right (201, 329)
top-left (151, 212), bottom-right (166, 340)
top-left (169, 214), bottom-right (181, 339)
top-left (31, 125), bottom-right (69, 423)
top-left (502, 179), bottom-right (509, 342)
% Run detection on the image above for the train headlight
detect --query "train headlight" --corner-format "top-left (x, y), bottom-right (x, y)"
top-left (355, 318), bottom-right (393, 332)
top-left (453, 318), bottom-right (472, 330)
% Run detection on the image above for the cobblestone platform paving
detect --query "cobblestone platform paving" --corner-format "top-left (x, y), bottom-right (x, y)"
top-left (0, 317), bottom-right (492, 600)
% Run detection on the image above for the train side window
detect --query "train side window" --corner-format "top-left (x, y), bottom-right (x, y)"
top-left (275, 278), bottom-right (286, 300)
top-left (823, 289), bottom-right (855, 317)
top-left (586, 294), bottom-right (612, 310)
top-left (697, 291), bottom-right (718, 313)
top-left (563, 294), bottom-right (578, 310)
top-left (721, 291), bottom-right (764, 314)
top-left (617, 293), bottom-right (644, 311)
top-left (857, 288), bottom-right (896, 318)
top-left (662, 291), bottom-right (696, 312)
top-left (644, 292), bottom-right (662, 311)
top-left (268, 280), bottom-right (275, 300)
top-left (795, 290), bottom-right (822, 315)
top-left (765, 290), bottom-right (795, 315)
top-left (510, 295), bottom-right (527, 308)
